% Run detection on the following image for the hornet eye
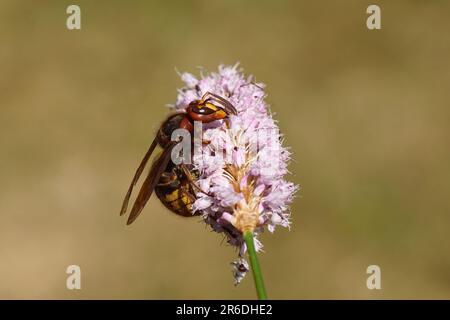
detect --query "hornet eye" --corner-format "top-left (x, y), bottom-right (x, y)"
top-left (190, 102), bottom-right (216, 115)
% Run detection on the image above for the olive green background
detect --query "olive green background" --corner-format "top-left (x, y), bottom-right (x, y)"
top-left (1, 0), bottom-right (449, 299)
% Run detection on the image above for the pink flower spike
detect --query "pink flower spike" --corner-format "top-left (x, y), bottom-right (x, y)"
top-left (173, 64), bottom-right (298, 285)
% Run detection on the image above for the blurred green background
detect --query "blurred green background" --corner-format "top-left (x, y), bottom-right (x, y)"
top-left (1, 0), bottom-right (450, 299)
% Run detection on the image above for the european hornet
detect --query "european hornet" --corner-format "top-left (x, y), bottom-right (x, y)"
top-left (120, 92), bottom-right (237, 225)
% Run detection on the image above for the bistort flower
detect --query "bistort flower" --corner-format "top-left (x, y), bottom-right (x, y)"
top-left (172, 64), bottom-right (298, 284)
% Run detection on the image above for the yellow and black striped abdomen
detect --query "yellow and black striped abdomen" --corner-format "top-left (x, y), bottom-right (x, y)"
top-left (155, 180), bottom-right (198, 217)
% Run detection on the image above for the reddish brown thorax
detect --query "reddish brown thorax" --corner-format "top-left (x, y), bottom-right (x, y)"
top-left (179, 116), bottom-right (193, 132)
top-left (180, 98), bottom-right (229, 132)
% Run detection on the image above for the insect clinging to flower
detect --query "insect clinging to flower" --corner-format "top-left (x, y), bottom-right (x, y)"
top-left (120, 64), bottom-right (298, 292)
top-left (120, 91), bottom-right (237, 225)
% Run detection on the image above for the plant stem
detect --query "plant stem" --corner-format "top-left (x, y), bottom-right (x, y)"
top-left (243, 230), bottom-right (267, 300)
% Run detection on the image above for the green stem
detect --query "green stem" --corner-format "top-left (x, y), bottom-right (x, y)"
top-left (243, 230), bottom-right (267, 300)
